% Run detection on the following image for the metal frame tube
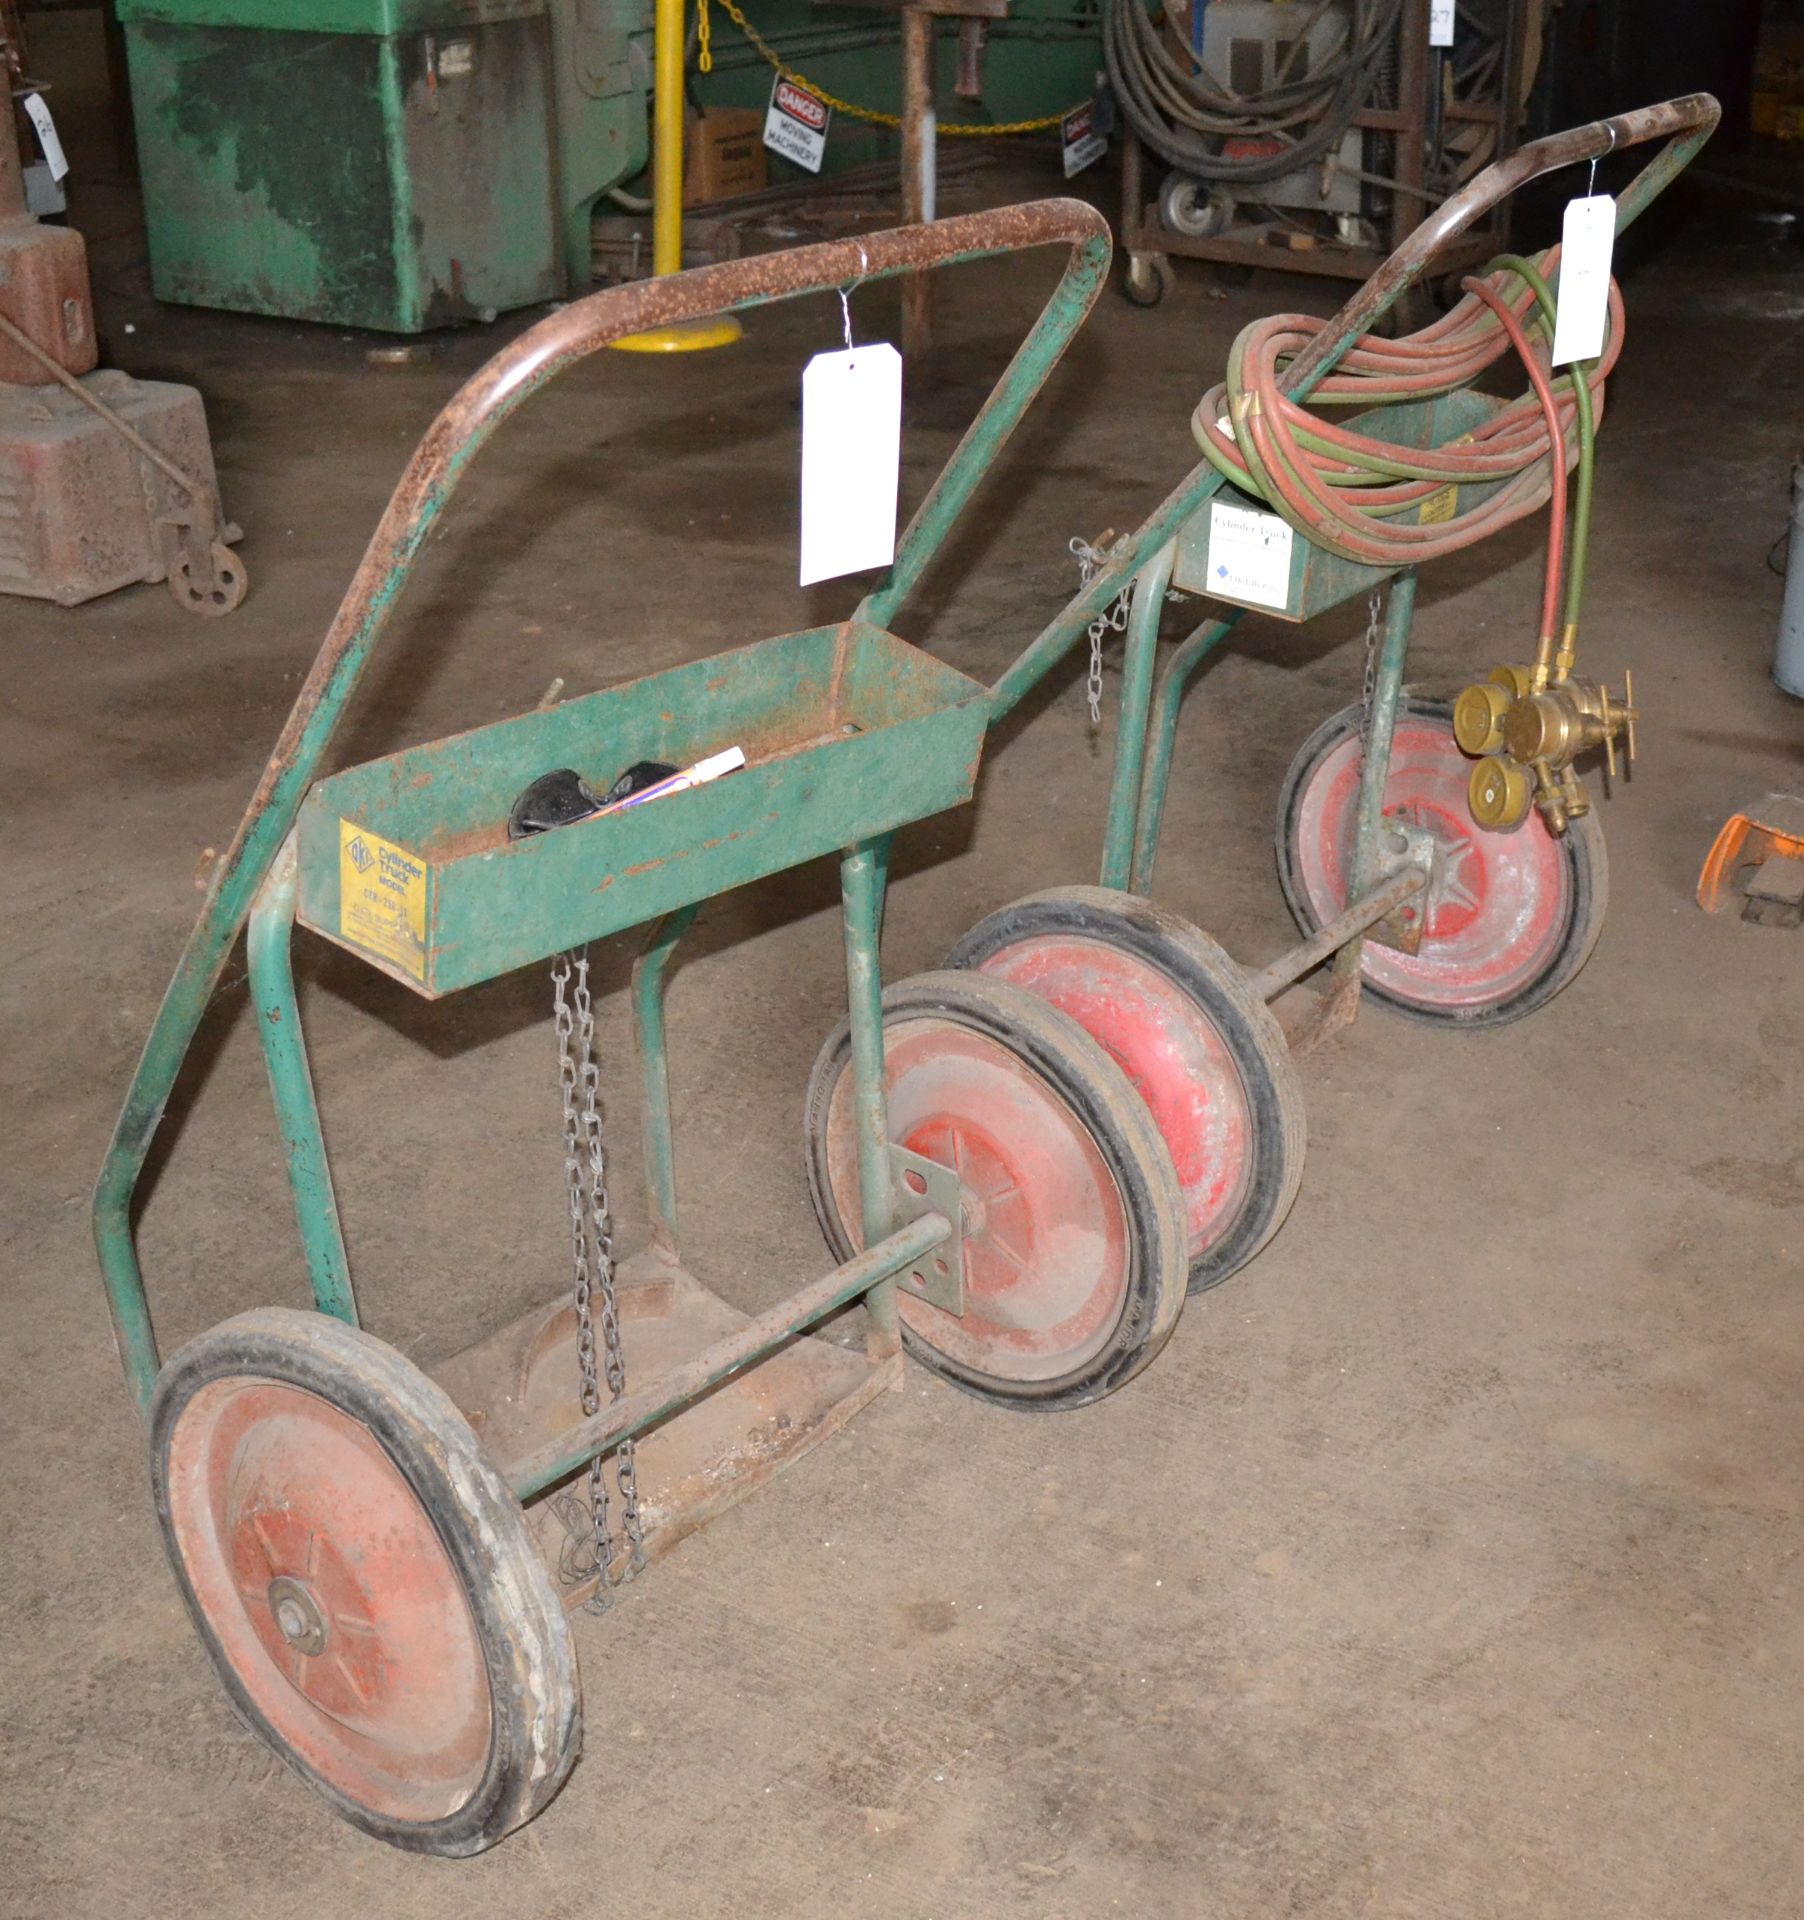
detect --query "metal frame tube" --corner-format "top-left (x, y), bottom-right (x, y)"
top-left (1098, 543), bottom-right (1174, 891)
top-left (245, 842), bottom-right (356, 1326)
top-left (506, 1212), bottom-right (949, 1499)
top-left (840, 838), bottom-right (899, 1356)
top-left (633, 904), bottom-right (700, 1258)
top-left (1333, 569), bottom-right (1416, 986)
top-left (1246, 865), bottom-right (1429, 1003)
top-left (1128, 609), bottom-right (1242, 892)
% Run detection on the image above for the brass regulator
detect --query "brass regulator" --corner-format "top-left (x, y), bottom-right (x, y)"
top-left (1452, 662), bottom-right (1636, 835)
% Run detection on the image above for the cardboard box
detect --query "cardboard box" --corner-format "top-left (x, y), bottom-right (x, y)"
top-left (684, 109), bottom-right (767, 207)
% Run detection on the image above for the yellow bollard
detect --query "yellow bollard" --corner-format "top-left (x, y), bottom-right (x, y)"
top-left (611, 0), bottom-right (743, 352)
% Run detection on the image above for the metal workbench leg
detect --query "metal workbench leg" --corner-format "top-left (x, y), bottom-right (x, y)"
top-left (840, 836), bottom-right (900, 1361)
top-left (633, 904), bottom-right (699, 1260)
top-left (1125, 605), bottom-right (1244, 894)
top-left (900, 7), bottom-right (936, 363)
top-left (1333, 569), bottom-right (1417, 987)
top-left (1099, 542), bottom-right (1175, 892)
top-left (246, 841), bottom-right (357, 1325)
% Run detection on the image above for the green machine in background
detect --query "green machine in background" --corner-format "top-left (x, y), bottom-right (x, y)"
top-left (119, 0), bottom-right (652, 332)
top-left (118, 0), bottom-right (1100, 333)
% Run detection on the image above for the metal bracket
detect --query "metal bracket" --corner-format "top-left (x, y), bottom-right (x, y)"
top-left (1366, 818), bottom-right (1438, 955)
top-left (888, 1146), bottom-right (964, 1315)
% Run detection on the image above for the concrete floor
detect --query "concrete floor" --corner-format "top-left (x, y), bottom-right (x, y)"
top-left (5, 131), bottom-right (1804, 1918)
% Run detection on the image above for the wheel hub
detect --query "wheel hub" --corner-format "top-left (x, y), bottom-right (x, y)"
top-left (1387, 801), bottom-right (1481, 929)
top-left (267, 1575), bottom-right (329, 1657)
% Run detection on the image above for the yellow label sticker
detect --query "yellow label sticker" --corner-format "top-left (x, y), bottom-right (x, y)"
top-left (339, 819), bottom-right (427, 982)
top-left (1418, 484), bottom-right (1458, 526)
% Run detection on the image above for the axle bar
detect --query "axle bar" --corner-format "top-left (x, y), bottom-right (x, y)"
top-left (1247, 865), bottom-right (1429, 1004)
top-left (506, 1212), bottom-right (950, 1500)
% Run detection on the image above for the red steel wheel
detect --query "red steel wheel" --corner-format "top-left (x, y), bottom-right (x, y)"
top-left (805, 972), bottom-right (1188, 1411)
top-left (150, 1308), bottom-right (579, 1855)
top-left (1277, 697), bottom-right (1609, 1026)
top-left (947, 888), bottom-right (1305, 1294)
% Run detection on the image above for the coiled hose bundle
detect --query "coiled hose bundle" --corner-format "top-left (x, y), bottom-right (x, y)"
top-left (1192, 253), bottom-right (1622, 647)
top-left (1103, 0), bottom-right (1406, 185)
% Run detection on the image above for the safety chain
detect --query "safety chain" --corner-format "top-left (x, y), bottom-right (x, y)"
top-left (1071, 535), bottom-right (1133, 728)
top-left (551, 952), bottom-right (644, 1612)
top-left (711, 0), bottom-right (1081, 135)
top-left (1359, 587), bottom-right (1384, 736)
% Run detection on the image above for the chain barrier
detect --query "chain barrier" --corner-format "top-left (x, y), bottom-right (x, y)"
top-left (711, 0), bottom-right (1080, 136)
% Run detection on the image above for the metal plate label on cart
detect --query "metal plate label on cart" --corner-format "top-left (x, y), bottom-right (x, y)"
top-left (1429, 0), bottom-right (1454, 47)
top-left (339, 820), bottom-right (427, 982)
top-left (765, 78), bottom-right (829, 174)
top-left (1206, 500), bottom-right (1294, 610)
top-left (1418, 483), bottom-right (1458, 525)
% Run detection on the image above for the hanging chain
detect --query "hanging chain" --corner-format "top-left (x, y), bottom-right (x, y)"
top-left (551, 952), bottom-right (644, 1612)
top-left (1070, 535), bottom-right (1133, 728)
top-left (1359, 587), bottom-right (1384, 736)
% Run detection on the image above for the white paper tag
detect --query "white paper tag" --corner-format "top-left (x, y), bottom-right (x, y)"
top-left (765, 76), bottom-right (829, 175)
top-left (1061, 101), bottom-right (1107, 179)
top-left (1205, 500), bottom-right (1294, 610)
top-left (800, 344), bottom-right (902, 586)
top-left (23, 94), bottom-right (69, 182)
top-left (1428, 0), bottom-right (1455, 48)
top-left (1550, 193), bottom-right (1615, 366)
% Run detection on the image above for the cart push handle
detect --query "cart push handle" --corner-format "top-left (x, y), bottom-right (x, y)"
top-left (986, 92), bottom-right (1723, 725)
top-left (1286, 91), bottom-right (1721, 398)
top-left (93, 198), bottom-right (1113, 1413)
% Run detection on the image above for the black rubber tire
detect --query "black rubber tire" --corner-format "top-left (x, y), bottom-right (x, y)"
top-left (946, 887), bottom-right (1306, 1295)
top-left (1275, 696), bottom-right (1611, 1028)
top-left (149, 1308), bottom-right (581, 1856)
top-left (804, 971), bottom-right (1188, 1412)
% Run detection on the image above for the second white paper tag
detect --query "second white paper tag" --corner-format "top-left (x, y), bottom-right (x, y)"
top-left (1550, 194), bottom-right (1615, 366)
top-left (800, 343), bottom-right (902, 587)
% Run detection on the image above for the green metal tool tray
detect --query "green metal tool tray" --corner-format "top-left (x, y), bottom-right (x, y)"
top-left (296, 618), bottom-right (990, 996)
top-left (1171, 388), bottom-right (1512, 623)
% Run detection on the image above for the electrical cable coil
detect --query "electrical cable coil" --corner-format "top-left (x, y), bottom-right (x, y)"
top-left (1103, 0), bottom-right (1405, 185)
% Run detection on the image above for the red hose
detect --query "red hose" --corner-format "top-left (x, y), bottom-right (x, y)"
top-left (1459, 272), bottom-right (1568, 655)
top-left (1191, 250), bottom-right (1622, 569)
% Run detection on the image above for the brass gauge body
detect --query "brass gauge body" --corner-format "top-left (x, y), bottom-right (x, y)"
top-left (1452, 664), bottom-right (1636, 836)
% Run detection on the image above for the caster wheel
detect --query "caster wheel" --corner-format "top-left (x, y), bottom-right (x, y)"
top-left (151, 1308), bottom-right (580, 1855)
top-left (1276, 698), bottom-right (1610, 1027)
top-left (1123, 252), bottom-right (1176, 308)
top-left (805, 971), bottom-right (1188, 1411)
top-left (169, 541), bottom-right (249, 617)
top-left (1158, 172), bottom-right (1232, 240)
top-left (1209, 260), bottom-right (1255, 289)
top-left (947, 888), bottom-right (1304, 1294)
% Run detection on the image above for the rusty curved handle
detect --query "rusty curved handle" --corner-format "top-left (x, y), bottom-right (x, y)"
top-left (1285, 92), bottom-right (1721, 397)
top-left (94, 198), bottom-right (1113, 1411)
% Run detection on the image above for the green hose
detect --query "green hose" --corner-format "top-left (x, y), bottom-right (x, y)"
top-left (1490, 251), bottom-right (1600, 654)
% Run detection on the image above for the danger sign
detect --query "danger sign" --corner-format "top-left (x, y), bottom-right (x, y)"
top-left (765, 76), bottom-right (830, 173)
